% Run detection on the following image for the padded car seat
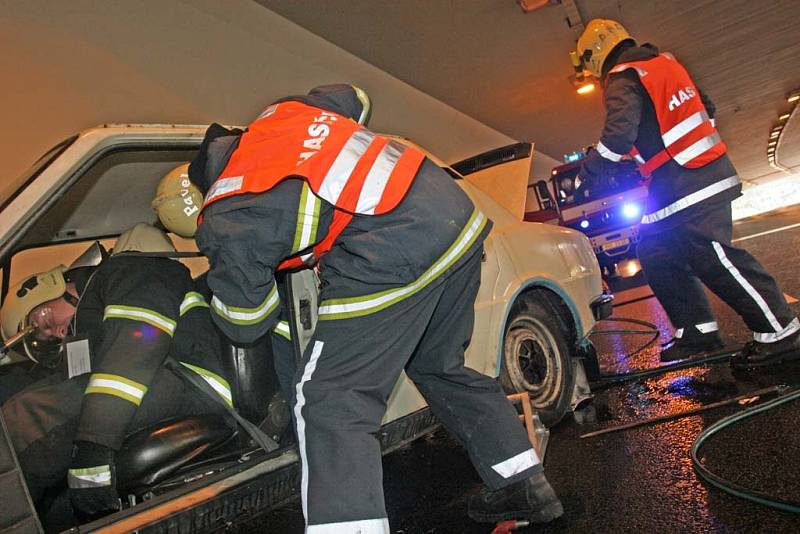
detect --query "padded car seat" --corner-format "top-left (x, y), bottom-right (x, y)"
top-left (114, 337), bottom-right (286, 494)
top-left (115, 414), bottom-right (234, 494)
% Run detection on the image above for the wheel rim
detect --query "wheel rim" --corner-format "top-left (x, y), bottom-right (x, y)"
top-left (504, 316), bottom-right (563, 408)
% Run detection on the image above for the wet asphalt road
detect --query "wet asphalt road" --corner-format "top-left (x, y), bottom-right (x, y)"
top-left (251, 204), bottom-right (800, 533)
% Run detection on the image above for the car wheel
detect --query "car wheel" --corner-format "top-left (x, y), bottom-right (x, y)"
top-left (499, 297), bottom-right (575, 427)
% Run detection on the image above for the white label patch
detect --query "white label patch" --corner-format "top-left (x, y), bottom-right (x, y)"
top-left (65, 337), bottom-right (92, 379)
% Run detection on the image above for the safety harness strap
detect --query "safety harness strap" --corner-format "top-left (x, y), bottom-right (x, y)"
top-left (277, 208), bottom-right (354, 271)
top-left (164, 356), bottom-right (279, 453)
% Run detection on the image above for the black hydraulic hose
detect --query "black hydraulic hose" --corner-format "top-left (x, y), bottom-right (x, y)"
top-left (691, 387), bottom-right (800, 514)
top-left (590, 317), bottom-right (800, 513)
top-left (594, 350), bottom-right (739, 387)
top-left (587, 317), bottom-right (739, 388)
top-left (589, 317), bottom-right (661, 359)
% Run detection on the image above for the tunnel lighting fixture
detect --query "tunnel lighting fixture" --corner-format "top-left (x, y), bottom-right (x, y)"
top-left (768, 140), bottom-right (777, 146)
top-left (779, 113), bottom-right (791, 121)
top-left (569, 72), bottom-right (596, 96)
top-left (788, 93), bottom-right (800, 104)
top-left (770, 131), bottom-right (780, 138)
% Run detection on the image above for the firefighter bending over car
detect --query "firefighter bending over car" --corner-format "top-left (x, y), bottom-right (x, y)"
top-left (154, 84), bottom-right (563, 531)
top-left (0, 224), bottom-right (231, 528)
top-left (573, 20), bottom-right (799, 365)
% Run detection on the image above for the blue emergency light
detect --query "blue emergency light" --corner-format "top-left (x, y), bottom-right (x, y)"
top-left (564, 151), bottom-right (585, 163)
top-left (622, 202), bottom-right (641, 220)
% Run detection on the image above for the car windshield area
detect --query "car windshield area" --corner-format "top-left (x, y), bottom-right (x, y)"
top-left (553, 162), bottom-right (644, 208)
top-left (0, 136), bottom-right (77, 212)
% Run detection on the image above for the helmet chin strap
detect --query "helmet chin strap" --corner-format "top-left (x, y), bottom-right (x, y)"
top-left (63, 291), bottom-right (79, 307)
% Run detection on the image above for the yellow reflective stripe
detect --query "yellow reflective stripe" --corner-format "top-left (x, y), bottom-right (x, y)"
top-left (103, 305), bottom-right (176, 336)
top-left (85, 373), bottom-right (148, 406)
top-left (67, 465), bottom-right (112, 488)
top-left (318, 210), bottom-right (487, 320)
top-left (292, 183), bottom-right (321, 253)
top-left (273, 320), bottom-right (291, 341)
top-left (180, 291), bottom-right (209, 316)
top-left (353, 85), bottom-right (371, 125)
top-left (180, 362), bottom-right (233, 407)
top-left (210, 283), bottom-right (279, 326)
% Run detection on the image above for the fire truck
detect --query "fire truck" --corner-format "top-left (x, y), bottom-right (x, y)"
top-left (525, 151), bottom-right (648, 278)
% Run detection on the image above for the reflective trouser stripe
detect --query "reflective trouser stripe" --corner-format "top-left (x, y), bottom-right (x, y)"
top-left (292, 183), bottom-right (321, 253)
top-left (696, 321), bottom-right (719, 333)
top-left (712, 241), bottom-right (783, 332)
top-left (85, 373), bottom-right (147, 406)
top-left (180, 362), bottom-right (233, 407)
top-left (318, 210), bottom-right (487, 319)
top-left (754, 317), bottom-right (800, 343)
top-left (67, 465), bottom-right (112, 488)
top-left (211, 283), bottom-right (279, 326)
top-left (103, 305), bottom-right (176, 336)
top-left (641, 176), bottom-right (740, 224)
top-left (675, 321), bottom-right (719, 338)
top-left (180, 291), bottom-right (208, 316)
top-left (491, 448), bottom-right (540, 479)
top-left (307, 519), bottom-right (390, 534)
top-left (273, 320), bottom-right (291, 341)
top-left (294, 341), bottom-right (325, 525)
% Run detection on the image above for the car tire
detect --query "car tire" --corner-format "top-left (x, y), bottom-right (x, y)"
top-left (499, 296), bottom-right (575, 427)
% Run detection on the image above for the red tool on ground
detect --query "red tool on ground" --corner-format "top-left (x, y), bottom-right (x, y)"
top-left (491, 519), bottom-right (530, 533)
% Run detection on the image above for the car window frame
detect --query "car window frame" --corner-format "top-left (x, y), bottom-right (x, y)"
top-left (0, 140), bottom-right (200, 301)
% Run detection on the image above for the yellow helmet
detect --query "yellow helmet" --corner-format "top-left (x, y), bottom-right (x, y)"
top-left (113, 223), bottom-right (176, 255)
top-left (1, 266), bottom-right (68, 341)
top-left (151, 163), bottom-right (203, 238)
top-left (575, 19), bottom-right (633, 79)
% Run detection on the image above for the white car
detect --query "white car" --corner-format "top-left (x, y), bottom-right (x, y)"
top-left (0, 125), bottom-right (608, 533)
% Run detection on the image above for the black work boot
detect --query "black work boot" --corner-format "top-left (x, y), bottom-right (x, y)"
top-left (467, 471), bottom-right (564, 524)
top-left (731, 331), bottom-right (800, 369)
top-left (660, 332), bottom-right (725, 362)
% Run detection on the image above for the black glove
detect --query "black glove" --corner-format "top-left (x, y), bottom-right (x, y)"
top-left (577, 148), bottom-right (621, 192)
top-left (68, 440), bottom-right (121, 517)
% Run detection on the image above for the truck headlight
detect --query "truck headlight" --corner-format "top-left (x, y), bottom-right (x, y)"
top-left (622, 202), bottom-right (641, 220)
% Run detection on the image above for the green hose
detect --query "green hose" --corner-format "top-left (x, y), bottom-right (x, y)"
top-left (691, 387), bottom-right (800, 514)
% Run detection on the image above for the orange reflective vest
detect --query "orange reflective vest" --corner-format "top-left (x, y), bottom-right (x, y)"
top-left (202, 101), bottom-right (425, 270)
top-left (609, 53), bottom-right (726, 176)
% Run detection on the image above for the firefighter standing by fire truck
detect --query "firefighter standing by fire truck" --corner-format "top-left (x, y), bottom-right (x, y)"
top-left (159, 84), bottom-right (563, 532)
top-left (573, 19), bottom-right (799, 364)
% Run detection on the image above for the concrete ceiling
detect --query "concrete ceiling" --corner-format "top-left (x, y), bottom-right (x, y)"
top-left (257, 0), bottom-right (800, 183)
